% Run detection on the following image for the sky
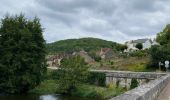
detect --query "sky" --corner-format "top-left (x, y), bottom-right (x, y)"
top-left (0, 0), bottom-right (170, 43)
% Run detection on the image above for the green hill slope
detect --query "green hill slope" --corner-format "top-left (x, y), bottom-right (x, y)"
top-left (46, 37), bottom-right (120, 54)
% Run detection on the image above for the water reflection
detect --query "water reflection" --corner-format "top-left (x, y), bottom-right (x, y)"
top-left (40, 94), bottom-right (58, 100)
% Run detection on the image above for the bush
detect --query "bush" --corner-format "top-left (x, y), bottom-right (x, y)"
top-left (129, 51), bottom-right (147, 57)
top-left (87, 72), bottom-right (106, 86)
top-left (130, 78), bottom-right (139, 89)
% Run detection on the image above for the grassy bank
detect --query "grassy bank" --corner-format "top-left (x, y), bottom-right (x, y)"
top-left (29, 79), bottom-right (126, 99)
top-left (91, 56), bottom-right (155, 72)
top-left (29, 80), bottom-right (59, 94)
top-left (29, 70), bottom-right (125, 98)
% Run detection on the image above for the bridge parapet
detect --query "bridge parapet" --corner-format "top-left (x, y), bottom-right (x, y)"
top-left (106, 71), bottom-right (170, 100)
top-left (105, 71), bottom-right (166, 79)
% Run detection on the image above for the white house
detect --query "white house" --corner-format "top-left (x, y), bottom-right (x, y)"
top-left (125, 38), bottom-right (159, 52)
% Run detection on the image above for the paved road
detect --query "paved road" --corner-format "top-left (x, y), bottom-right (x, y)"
top-left (157, 82), bottom-right (170, 100)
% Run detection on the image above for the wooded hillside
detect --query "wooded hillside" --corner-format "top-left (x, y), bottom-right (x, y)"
top-left (46, 38), bottom-right (121, 54)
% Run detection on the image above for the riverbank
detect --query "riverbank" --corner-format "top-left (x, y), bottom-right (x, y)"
top-left (29, 69), bottom-right (126, 99)
top-left (29, 79), bottom-right (126, 99)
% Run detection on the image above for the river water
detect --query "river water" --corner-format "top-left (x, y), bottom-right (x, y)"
top-left (0, 94), bottom-right (103, 100)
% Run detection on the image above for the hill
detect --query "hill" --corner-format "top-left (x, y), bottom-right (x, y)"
top-left (46, 37), bottom-right (121, 54)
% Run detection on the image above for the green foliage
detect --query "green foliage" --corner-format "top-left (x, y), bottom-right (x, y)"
top-left (149, 24), bottom-right (170, 69)
top-left (87, 72), bottom-right (106, 86)
top-left (57, 55), bottom-right (89, 93)
top-left (116, 80), bottom-right (120, 88)
top-left (31, 70), bottom-right (125, 99)
top-left (116, 44), bottom-right (128, 52)
top-left (46, 37), bottom-right (120, 54)
top-left (135, 43), bottom-right (143, 50)
top-left (88, 50), bottom-right (101, 62)
top-left (128, 63), bottom-right (147, 72)
top-left (0, 14), bottom-right (46, 93)
top-left (149, 45), bottom-right (170, 69)
top-left (157, 24), bottom-right (170, 45)
top-left (72, 84), bottom-right (125, 99)
top-left (130, 78), bottom-right (139, 89)
top-left (110, 61), bottom-right (114, 65)
top-left (29, 80), bottom-right (58, 94)
top-left (129, 50), bottom-right (147, 57)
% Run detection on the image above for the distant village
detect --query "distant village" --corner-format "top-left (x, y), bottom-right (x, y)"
top-left (47, 38), bottom-right (159, 67)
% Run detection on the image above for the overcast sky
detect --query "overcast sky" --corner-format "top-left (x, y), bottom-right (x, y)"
top-left (1, 0), bottom-right (170, 43)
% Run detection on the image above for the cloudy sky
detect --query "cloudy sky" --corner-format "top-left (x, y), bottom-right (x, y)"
top-left (1, 0), bottom-right (170, 43)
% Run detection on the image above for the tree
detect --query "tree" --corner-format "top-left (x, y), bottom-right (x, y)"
top-left (130, 78), bottom-right (139, 89)
top-left (116, 44), bottom-right (128, 52)
top-left (149, 24), bottom-right (170, 70)
top-left (89, 51), bottom-right (101, 62)
top-left (135, 43), bottom-right (143, 50)
top-left (157, 24), bottom-right (170, 45)
top-left (0, 14), bottom-right (46, 93)
top-left (149, 45), bottom-right (169, 68)
top-left (57, 55), bottom-right (89, 93)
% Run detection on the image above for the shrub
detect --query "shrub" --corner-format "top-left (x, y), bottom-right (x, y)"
top-left (87, 72), bottom-right (106, 86)
top-left (130, 78), bottom-right (139, 89)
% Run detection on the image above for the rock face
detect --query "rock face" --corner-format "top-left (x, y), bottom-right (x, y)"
top-left (109, 74), bottom-right (170, 100)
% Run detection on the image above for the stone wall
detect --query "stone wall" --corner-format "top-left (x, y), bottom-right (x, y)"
top-left (105, 71), bottom-right (165, 85)
top-left (106, 71), bottom-right (165, 79)
top-left (109, 74), bottom-right (170, 100)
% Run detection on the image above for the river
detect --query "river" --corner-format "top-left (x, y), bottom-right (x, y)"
top-left (0, 94), bottom-right (104, 100)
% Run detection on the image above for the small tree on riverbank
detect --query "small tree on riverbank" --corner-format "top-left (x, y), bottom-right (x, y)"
top-left (0, 14), bottom-right (46, 93)
top-left (57, 55), bottom-right (89, 93)
top-left (130, 78), bottom-right (139, 89)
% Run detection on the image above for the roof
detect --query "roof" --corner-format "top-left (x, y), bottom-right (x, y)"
top-left (132, 39), bottom-right (150, 44)
top-left (73, 50), bottom-right (95, 63)
top-left (100, 48), bottom-right (112, 56)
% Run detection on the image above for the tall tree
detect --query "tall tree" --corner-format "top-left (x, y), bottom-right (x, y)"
top-left (57, 55), bottom-right (89, 93)
top-left (149, 24), bottom-right (170, 69)
top-left (0, 14), bottom-right (46, 93)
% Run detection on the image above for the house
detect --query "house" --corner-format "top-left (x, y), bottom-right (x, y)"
top-left (125, 38), bottom-right (159, 52)
top-left (73, 50), bottom-right (95, 64)
top-left (99, 48), bottom-right (114, 59)
top-left (47, 53), bottom-right (69, 67)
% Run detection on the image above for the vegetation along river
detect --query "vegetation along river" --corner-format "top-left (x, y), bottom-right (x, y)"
top-left (0, 94), bottom-right (104, 100)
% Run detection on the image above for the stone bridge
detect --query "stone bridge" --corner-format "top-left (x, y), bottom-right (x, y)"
top-left (48, 67), bottom-right (170, 100)
top-left (92, 70), bottom-right (169, 100)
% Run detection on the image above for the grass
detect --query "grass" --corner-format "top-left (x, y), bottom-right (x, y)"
top-left (29, 80), bottom-right (59, 94)
top-left (71, 84), bottom-right (126, 99)
top-left (29, 79), bottom-right (126, 99)
top-left (90, 56), bottom-right (155, 72)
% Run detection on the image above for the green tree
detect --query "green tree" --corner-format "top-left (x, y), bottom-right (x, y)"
top-left (135, 43), bottom-right (143, 50)
top-left (89, 51), bottom-right (101, 62)
top-left (57, 55), bottom-right (89, 93)
top-left (130, 78), bottom-right (139, 89)
top-left (149, 45), bottom-right (169, 68)
top-left (116, 44), bottom-right (128, 52)
top-left (157, 24), bottom-right (170, 45)
top-left (0, 14), bottom-right (46, 93)
top-left (149, 24), bottom-right (170, 70)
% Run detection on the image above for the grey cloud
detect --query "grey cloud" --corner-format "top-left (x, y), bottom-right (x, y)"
top-left (0, 0), bottom-right (170, 43)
